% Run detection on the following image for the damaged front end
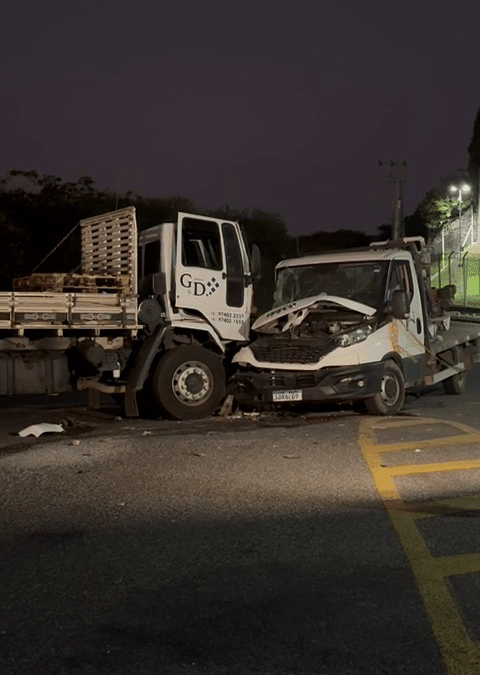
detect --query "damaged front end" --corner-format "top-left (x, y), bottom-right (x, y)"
top-left (233, 295), bottom-right (383, 406)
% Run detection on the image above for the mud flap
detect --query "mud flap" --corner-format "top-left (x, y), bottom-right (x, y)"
top-left (124, 326), bottom-right (168, 417)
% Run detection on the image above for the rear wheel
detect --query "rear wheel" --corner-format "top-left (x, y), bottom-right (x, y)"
top-left (442, 370), bottom-right (467, 395)
top-left (152, 346), bottom-right (226, 420)
top-left (365, 360), bottom-right (405, 415)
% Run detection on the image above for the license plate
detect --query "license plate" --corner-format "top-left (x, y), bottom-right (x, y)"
top-left (272, 389), bottom-right (303, 402)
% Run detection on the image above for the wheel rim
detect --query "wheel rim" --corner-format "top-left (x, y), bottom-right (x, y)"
top-left (171, 360), bottom-right (213, 406)
top-left (380, 372), bottom-right (401, 408)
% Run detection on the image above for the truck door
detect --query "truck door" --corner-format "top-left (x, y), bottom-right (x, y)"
top-left (386, 259), bottom-right (425, 385)
top-left (175, 214), bottom-right (252, 341)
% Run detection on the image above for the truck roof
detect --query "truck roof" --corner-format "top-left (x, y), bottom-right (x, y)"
top-left (276, 246), bottom-right (411, 269)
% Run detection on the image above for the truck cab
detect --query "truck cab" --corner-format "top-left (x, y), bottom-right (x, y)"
top-left (138, 212), bottom-right (256, 343)
top-left (124, 211), bottom-right (260, 419)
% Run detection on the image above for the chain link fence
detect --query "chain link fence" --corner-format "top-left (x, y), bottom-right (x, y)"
top-left (429, 207), bottom-right (480, 307)
top-left (430, 251), bottom-right (480, 307)
top-left (429, 207), bottom-right (479, 258)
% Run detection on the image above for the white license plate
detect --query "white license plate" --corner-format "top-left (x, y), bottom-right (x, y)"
top-left (272, 389), bottom-right (303, 402)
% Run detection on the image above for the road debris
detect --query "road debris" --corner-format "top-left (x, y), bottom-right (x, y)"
top-left (18, 423), bottom-right (64, 438)
top-left (218, 394), bottom-right (235, 417)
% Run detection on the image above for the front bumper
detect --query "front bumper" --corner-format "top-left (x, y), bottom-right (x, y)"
top-left (234, 362), bottom-right (385, 405)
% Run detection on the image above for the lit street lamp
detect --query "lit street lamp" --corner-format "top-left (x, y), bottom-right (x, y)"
top-left (449, 183), bottom-right (471, 221)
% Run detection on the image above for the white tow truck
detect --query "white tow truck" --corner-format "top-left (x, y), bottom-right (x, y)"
top-left (233, 237), bottom-right (480, 414)
top-left (0, 207), bottom-right (260, 419)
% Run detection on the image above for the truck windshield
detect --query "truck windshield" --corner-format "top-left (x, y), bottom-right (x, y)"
top-left (273, 262), bottom-right (387, 308)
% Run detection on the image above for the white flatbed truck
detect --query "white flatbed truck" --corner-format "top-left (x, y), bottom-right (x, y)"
top-left (233, 237), bottom-right (480, 414)
top-left (0, 207), bottom-right (260, 419)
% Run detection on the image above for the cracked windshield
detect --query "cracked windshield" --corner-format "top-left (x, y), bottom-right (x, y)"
top-left (273, 262), bottom-right (387, 308)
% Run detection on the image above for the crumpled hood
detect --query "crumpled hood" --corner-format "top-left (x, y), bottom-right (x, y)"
top-left (252, 294), bottom-right (376, 333)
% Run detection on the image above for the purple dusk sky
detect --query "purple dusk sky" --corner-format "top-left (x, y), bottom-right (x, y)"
top-left (2, 0), bottom-right (480, 237)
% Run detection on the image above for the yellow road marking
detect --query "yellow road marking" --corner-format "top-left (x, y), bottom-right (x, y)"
top-left (359, 416), bottom-right (480, 675)
top-left (436, 554), bottom-right (480, 577)
top-left (374, 435), bottom-right (480, 453)
top-left (390, 459), bottom-right (480, 475)
top-left (372, 417), bottom-right (480, 435)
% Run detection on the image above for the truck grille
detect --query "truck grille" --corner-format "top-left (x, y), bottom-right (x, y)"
top-left (267, 373), bottom-right (317, 387)
top-left (251, 338), bottom-right (333, 364)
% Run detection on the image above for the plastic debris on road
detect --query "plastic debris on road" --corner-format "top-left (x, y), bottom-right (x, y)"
top-left (18, 423), bottom-right (65, 438)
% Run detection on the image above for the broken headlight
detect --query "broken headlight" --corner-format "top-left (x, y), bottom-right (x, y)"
top-left (336, 324), bottom-right (373, 348)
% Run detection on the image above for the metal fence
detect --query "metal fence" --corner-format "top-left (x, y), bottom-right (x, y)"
top-left (430, 251), bottom-right (480, 306)
top-left (428, 207), bottom-right (480, 306)
top-left (430, 207), bottom-right (479, 259)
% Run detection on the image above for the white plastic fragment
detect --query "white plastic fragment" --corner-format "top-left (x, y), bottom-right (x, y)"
top-left (18, 423), bottom-right (64, 438)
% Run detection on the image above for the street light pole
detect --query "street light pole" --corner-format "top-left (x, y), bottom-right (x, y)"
top-left (450, 183), bottom-right (471, 249)
top-left (450, 183), bottom-right (471, 222)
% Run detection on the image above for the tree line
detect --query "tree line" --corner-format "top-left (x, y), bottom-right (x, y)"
top-left (404, 106), bottom-right (480, 241)
top-left (0, 170), bottom-right (375, 311)
top-left (3, 106), bottom-right (480, 305)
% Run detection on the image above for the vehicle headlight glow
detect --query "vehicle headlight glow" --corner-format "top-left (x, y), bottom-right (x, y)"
top-left (336, 324), bottom-right (373, 348)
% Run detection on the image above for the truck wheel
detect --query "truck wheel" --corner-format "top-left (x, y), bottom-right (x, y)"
top-left (152, 346), bottom-right (226, 420)
top-left (442, 370), bottom-right (467, 395)
top-left (365, 360), bottom-right (405, 415)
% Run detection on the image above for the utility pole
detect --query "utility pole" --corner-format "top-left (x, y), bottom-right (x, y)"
top-left (378, 160), bottom-right (406, 239)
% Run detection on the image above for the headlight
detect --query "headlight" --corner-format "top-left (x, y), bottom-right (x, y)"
top-left (336, 324), bottom-right (373, 348)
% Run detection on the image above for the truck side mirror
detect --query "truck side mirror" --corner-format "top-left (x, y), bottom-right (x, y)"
top-left (250, 244), bottom-right (261, 280)
top-left (386, 290), bottom-right (410, 319)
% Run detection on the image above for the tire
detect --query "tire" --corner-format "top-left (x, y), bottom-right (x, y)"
top-left (442, 370), bottom-right (467, 395)
top-left (364, 360), bottom-right (405, 415)
top-left (151, 346), bottom-right (226, 420)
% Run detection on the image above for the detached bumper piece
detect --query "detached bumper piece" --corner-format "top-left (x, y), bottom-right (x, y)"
top-left (234, 362), bottom-right (384, 405)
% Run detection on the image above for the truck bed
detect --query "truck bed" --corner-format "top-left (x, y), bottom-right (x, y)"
top-left (0, 291), bottom-right (139, 333)
top-left (433, 320), bottom-right (480, 354)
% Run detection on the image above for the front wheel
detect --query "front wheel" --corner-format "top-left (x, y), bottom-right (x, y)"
top-left (152, 346), bottom-right (226, 420)
top-left (364, 360), bottom-right (405, 415)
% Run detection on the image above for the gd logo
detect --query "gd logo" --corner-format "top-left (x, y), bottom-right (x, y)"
top-left (180, 274), bottom-right (219, 297)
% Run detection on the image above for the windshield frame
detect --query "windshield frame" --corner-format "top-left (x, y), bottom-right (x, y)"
top-left (273, 261), bottom-right (389, 310)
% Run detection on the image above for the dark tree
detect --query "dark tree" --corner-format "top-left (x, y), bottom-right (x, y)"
top-left (297, 229), bottom-right (371, 254)
top-left (0, 171), bottom-right (296, 311)
top-left (468, 106), bottom-right (480, 211)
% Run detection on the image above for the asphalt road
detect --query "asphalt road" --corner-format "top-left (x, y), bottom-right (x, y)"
top-left (2, 371), bottom-right (480, 674)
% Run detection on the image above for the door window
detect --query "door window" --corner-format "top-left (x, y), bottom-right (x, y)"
top-left (222, 223), bottom-right (244, 307)
top-left (182, 218), bottom-right (223, 270)
top-left (386, 261), bottom-right (413, 302)
top-left (143, 239), bottom-right (161, 277)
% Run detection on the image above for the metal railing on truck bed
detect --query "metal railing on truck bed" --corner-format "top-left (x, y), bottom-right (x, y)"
top-left (450, 305), bottom-right (480, 322)
top-left (0, 292), bottom-right (138, 333)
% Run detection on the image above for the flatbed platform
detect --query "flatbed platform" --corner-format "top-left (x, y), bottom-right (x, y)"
top-left (0, 291), bottom-right (139, 333)
top-left (433, 320), bottom-right (480, 354)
